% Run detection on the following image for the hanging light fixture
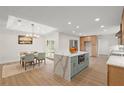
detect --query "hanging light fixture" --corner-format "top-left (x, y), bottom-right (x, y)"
top-left (25, 23), bottom-right (40, 38)
top-left (31, 23), bottom-right (35, 37)
top-left (31, 23), bottom-right (40, 38)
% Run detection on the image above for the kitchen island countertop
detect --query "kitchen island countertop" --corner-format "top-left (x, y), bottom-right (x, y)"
top-left (55, 51), bottom-right (88, 57)
top-left (107, 55), bottom-right (124, 68)
top-left (54, 51), bottom-right (89, 81)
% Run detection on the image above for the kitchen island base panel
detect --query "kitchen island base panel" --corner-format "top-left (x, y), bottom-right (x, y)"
top-left (54, 52), bottom-right (89, 81)
top-left (54, 55), bottom-right (71, 81)
top-left (71, 65), bottom-right (89, 79)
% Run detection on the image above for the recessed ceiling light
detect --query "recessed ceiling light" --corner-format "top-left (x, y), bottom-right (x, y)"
top-left (68, 22), bottom-right (71, 24)
top-left (76, 26), bottom-right (79, 28)
top-left (100, 25), bottom-right (104, 28)
top-left (72, 31), bottom-right (75, 34)
top-left (94, 18), bottom-right (100, 22)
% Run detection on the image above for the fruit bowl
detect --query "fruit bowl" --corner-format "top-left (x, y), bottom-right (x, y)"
top-left (70, 47), bottom-right (77, 53)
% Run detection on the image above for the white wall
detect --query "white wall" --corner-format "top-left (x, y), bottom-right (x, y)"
top-left (59, 32), bottom-right (80, 53)
top-left (0, 29), bottom-right (80, 64)
top-left (98, 34), bottom-right (118, 55)
top-left (0, 29), bottom-right (118, 64)
top-left (3, 28), bottom-right (117, 63)
top-left (44, 31), bottom-right (59, 52)
top-left (44, 32), bottom-right (80, 53)
top-left (0, 28), bottom-right (45, 64)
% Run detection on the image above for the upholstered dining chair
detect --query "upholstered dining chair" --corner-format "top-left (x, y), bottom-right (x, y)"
top-left (23, 54), bottom-right (35, 70)
top-left (20, 52), bottom-right (27, 65)
top-left (35, 53), bottom-right (46, 65)
top-left (20, 56), bottom-right (25, 66)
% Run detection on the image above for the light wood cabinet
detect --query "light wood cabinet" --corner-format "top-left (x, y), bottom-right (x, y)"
top-left (80, 35), bottom-right (97, 57)
top-left (107, 65), bottom-right (124, 86)
top-left (92, 46), bottom-right (97, 56)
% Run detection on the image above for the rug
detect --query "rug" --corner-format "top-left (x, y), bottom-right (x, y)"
top-left (2, 62), bottom-right (45, 78)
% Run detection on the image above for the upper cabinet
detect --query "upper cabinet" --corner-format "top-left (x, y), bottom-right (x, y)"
top-left (116, 8), bottom-right (124, 45)
top-left (119, 9), bottom-right (124, 44)
top-left (120, 8), bottom-right (124, 44)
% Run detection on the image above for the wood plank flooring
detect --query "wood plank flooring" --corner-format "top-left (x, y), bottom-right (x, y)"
top-left (0, 56), bottom-right (108, 86)
top-left (0, 64), bottom-right (2, 84)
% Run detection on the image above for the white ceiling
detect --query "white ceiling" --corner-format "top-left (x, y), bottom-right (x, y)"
top-left (0, 6), bottom-right (123, 36)
top-left (6, 15), bottom-right (57, 35)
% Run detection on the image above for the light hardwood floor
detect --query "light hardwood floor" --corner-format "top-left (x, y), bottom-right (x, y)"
top-left (0, 64), bottom-right (2, 84)
top-left (0, 56), bottom-right (108, 86)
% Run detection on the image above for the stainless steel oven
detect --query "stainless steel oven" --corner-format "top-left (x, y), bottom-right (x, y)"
top-left (78, 54), bottom-right (85, 64)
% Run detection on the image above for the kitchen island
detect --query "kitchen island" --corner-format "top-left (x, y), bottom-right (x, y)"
top-left (54, 51), bottom-right (89, 81)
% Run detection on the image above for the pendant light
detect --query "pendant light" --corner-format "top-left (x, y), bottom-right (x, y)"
top-left (26, 23), bottom-right (40, 38)
top-left (31, 23), bottom-right (40, 38)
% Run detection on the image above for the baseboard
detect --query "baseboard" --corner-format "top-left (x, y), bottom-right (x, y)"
top-left (0, 60), bottom-right (19, 65)
top-left (0, 64), bottom-right (2, 80)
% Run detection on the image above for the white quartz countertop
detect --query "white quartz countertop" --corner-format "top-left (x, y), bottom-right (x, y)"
top-left (111, 51), bottom-right (124, 55)
top-left (55, 51), bottom-right (88, 57)
top-left (107, 55), bottom-right (124, 68)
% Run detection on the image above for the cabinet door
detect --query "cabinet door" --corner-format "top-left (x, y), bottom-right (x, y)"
top-left (108, 65), bottom-right (124, 86)
top-left (77, 64), bottom-right (82, 72)
top-left (71, 62), bottom-right (74, 77)
top-left (71, 61), bottom-right (77, 76)
top-left (71, 56), bottom-right (78, 77)
top-left (85, 53), bottom-right (89, 64)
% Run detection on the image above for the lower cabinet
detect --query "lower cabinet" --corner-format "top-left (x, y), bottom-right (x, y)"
top-left (107, 65), bottom-right (124, 86)
top-left (71, 56), bottom-right (78, 77)
top-left (71, 54), bottom-right (89, 78)
top-left (85, 53), bottom-right (89, 63)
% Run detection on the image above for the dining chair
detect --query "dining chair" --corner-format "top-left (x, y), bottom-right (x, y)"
top-left (20, 56), bottom-right (25, 66)
top-left (35, 53), bottom-right (46, 65)
top-left (20, 52), bottom-right (28, 65)
top-left (23, 54), bottom-right (35, 70)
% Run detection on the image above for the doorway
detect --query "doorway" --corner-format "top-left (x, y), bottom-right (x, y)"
top-left (46, 40), bottom-right (55, 59)
top-left (84, 42), bottom-right (92, 56)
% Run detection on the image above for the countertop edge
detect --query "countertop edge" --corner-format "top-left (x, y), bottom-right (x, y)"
top-left (55, 51), bottom-right (89, 57)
